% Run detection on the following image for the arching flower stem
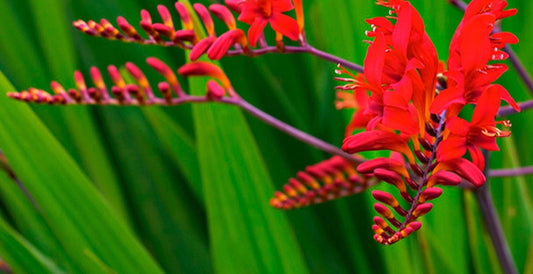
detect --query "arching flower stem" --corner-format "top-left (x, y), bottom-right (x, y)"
top-left (224, 44), bottom-right (363, 73)
top-left (221, 97), bottom-right (364, 163)
top-left (498, 99), bottom-right (533, 116)
top-left (489, 165), bottom-right (533, 177)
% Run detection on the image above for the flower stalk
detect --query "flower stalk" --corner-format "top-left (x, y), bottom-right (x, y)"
top-left (477, 151), bottom-right (518, 274)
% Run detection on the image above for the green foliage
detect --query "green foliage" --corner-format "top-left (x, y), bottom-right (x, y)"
top-left (0, 0), bottom-right (531, 273)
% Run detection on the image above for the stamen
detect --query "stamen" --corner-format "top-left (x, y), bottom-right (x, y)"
top-left (481, 126), bottom-right (511, 137)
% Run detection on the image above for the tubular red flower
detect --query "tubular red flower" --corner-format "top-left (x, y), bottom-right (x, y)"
top-left (342, 130), bottom-right (415, 164)
top-left (237, 0), bottom-right (299, 47)
top-left (178, 62), bottom-right (232, 89)
top-left (437, 85), bottom-right (512, 170)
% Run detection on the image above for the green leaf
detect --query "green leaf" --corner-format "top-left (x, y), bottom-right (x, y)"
top-left (0, 71), bottom-right (163, 273)
top-left (0, 217), bottom-right (67, 274)
top-left (181, 1), bottom-right (308, 272)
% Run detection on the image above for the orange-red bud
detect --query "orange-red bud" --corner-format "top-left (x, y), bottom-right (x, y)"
top-left (157, 5), bottom-right (174, 28)
top-left (418, 187), bottom-right (443, 203)
top-left (412, 203), bottom-right (433, 218)
top-left (194, 3), bottom-right (215, 36)
top-left (207, 29), bottom-right (248, 60)
top-left (175, 3), bottom-right (193, 30)
top-left (206, 80), bottom-right (225, 99)
top-left (108, 65), bottom-right (126, 88)
top-left (117, 16), bottom-right (142, 40)
top-left (210, 4), bottom-right (237, 30)
top-left (178, 62), bottom-right (231, 88)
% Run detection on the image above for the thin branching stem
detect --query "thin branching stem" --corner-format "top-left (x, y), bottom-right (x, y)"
top-left (498, 99), bottom-right (533, 116)
top-left (489, 165), bottom-right (533, 177)
top-left (221, 97), bottom-right (363, 163)
top-left (112, 94), bottom-right (362, 162)
top-left (478, 152), bottom-right (518, 274)
top-left (398, 111), bottom-right (446, 230)
top-left (504, 44), bottom-right (533, 95)
top-left (226, 45), bottom-right (364, 73)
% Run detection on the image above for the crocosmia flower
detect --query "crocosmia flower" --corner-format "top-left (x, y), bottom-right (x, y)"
top-left (335, 0), bottom-right (519, 245)
top-left (236, 0), bottom-right (300, 47)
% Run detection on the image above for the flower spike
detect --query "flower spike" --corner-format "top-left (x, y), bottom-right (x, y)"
top-left (270, 156), bottom-right (377, 210)
top-left (72, 1), bottom-right (307, 61)
top-left (7, 59), bottom-right (232, 106)
top-left (336, 0), bottom-right (518, 245)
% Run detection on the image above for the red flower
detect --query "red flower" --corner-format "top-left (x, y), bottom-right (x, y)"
top-left (437, 85), bottom-right (511, 170)
top-left (430, 0), bottom-right (519, 114)
top-left (237, 0), bottom-right (299, 47)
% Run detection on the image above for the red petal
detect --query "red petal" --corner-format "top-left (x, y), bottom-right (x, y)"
top-left (207, 29), bottom-right (246, 60)
top-left (190, 37), bottom-right (216, 61)
top-left (446, 116), bottom-right (471, 136)
top-left (391, 2), bottom-right (412, 56)
top-left (269, 12), bottom-right (299, 40)
top-left (427, 170), bottom-right (462, 186)
top-left (364, 32), bottom-right (386, 87)
top-left (459, 14), bottom-right (496, 73)
top-left (430, 87), bottom-right (466, 114)
top-left (238, 3), bottom-right (262, 24)
top-left (342, 131), bottom-right (415, 163)
top-left (436, 137), bottom-right (467, 162)
top-left (383, 91), bottom-right (418, 135)
top-left (472, 84), bottom-right (500, 125)
top-left (435, 159), bottom-right (486, 187)
top-left (467, 146), bottom-right (486, 171)
top-left (357, 157), bottom-right (410, 178)
top-left (490, 84), bottom-right (520, 112)
top-left (272, 0), bottom-right (294, 12)
top-left (247, 18), bottom-right (268, 47)
top-left (466, 64), bottom-right (508, 95)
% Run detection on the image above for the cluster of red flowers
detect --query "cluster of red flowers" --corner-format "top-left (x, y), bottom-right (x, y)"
top-left (335, 0), bottom-right (519, 244)
top-left (71, 0), bottom-right (304, 62)
top-left (6, 0), bottom-right (522, 245)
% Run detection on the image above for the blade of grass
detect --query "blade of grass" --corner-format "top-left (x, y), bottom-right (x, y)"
top-left (25, 0), bottom-right (131, 222)
top-left (0, 217), bottom-right (67, 274)
top-left (98, 107), bottom-right (210, 273)
top-left (0, 171), bottom-right (74, 272)
top-left (0, 71), bottom-right (163, 273)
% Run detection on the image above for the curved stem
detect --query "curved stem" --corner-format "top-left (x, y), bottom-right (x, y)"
top-left (489, 165), bottom-right (533, 177)
top-left (399, 111), bottom-right (446, 230)
top-left (448, 0), bottom-right (467, 11)
top-left (226, 44), bottom-right (364, 73)
top-left (220, 97), bottom-right (363, 163)
top-left (504, 44), bottom-right (533, 95)
top-left (476, 150), bottom-right (518, 274)
top-left (498, 99), bottom-right (533, 116)
top-left (302, 45), bottom-right (364, 73)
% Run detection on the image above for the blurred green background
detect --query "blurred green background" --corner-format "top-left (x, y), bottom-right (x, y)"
top-left (0, 0), bottom-right (531, 273)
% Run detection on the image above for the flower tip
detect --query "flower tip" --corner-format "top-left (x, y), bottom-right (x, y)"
top-left (178, 62), bottom-right (231, 88)
top-left (406, 221), bottom-right (422, 232)
top-left (206, 80), bottom-right (225, 99)
top-left (224, 0), bottom-right (243, 13)
top-left (190, 37), bottom-right (216, 61)
top-left (418, 187), bottom-right (442, 203)
top-left (6, 92), bottom-right (19, 99)
top-left (412, 203), bottom-right (433, 218)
